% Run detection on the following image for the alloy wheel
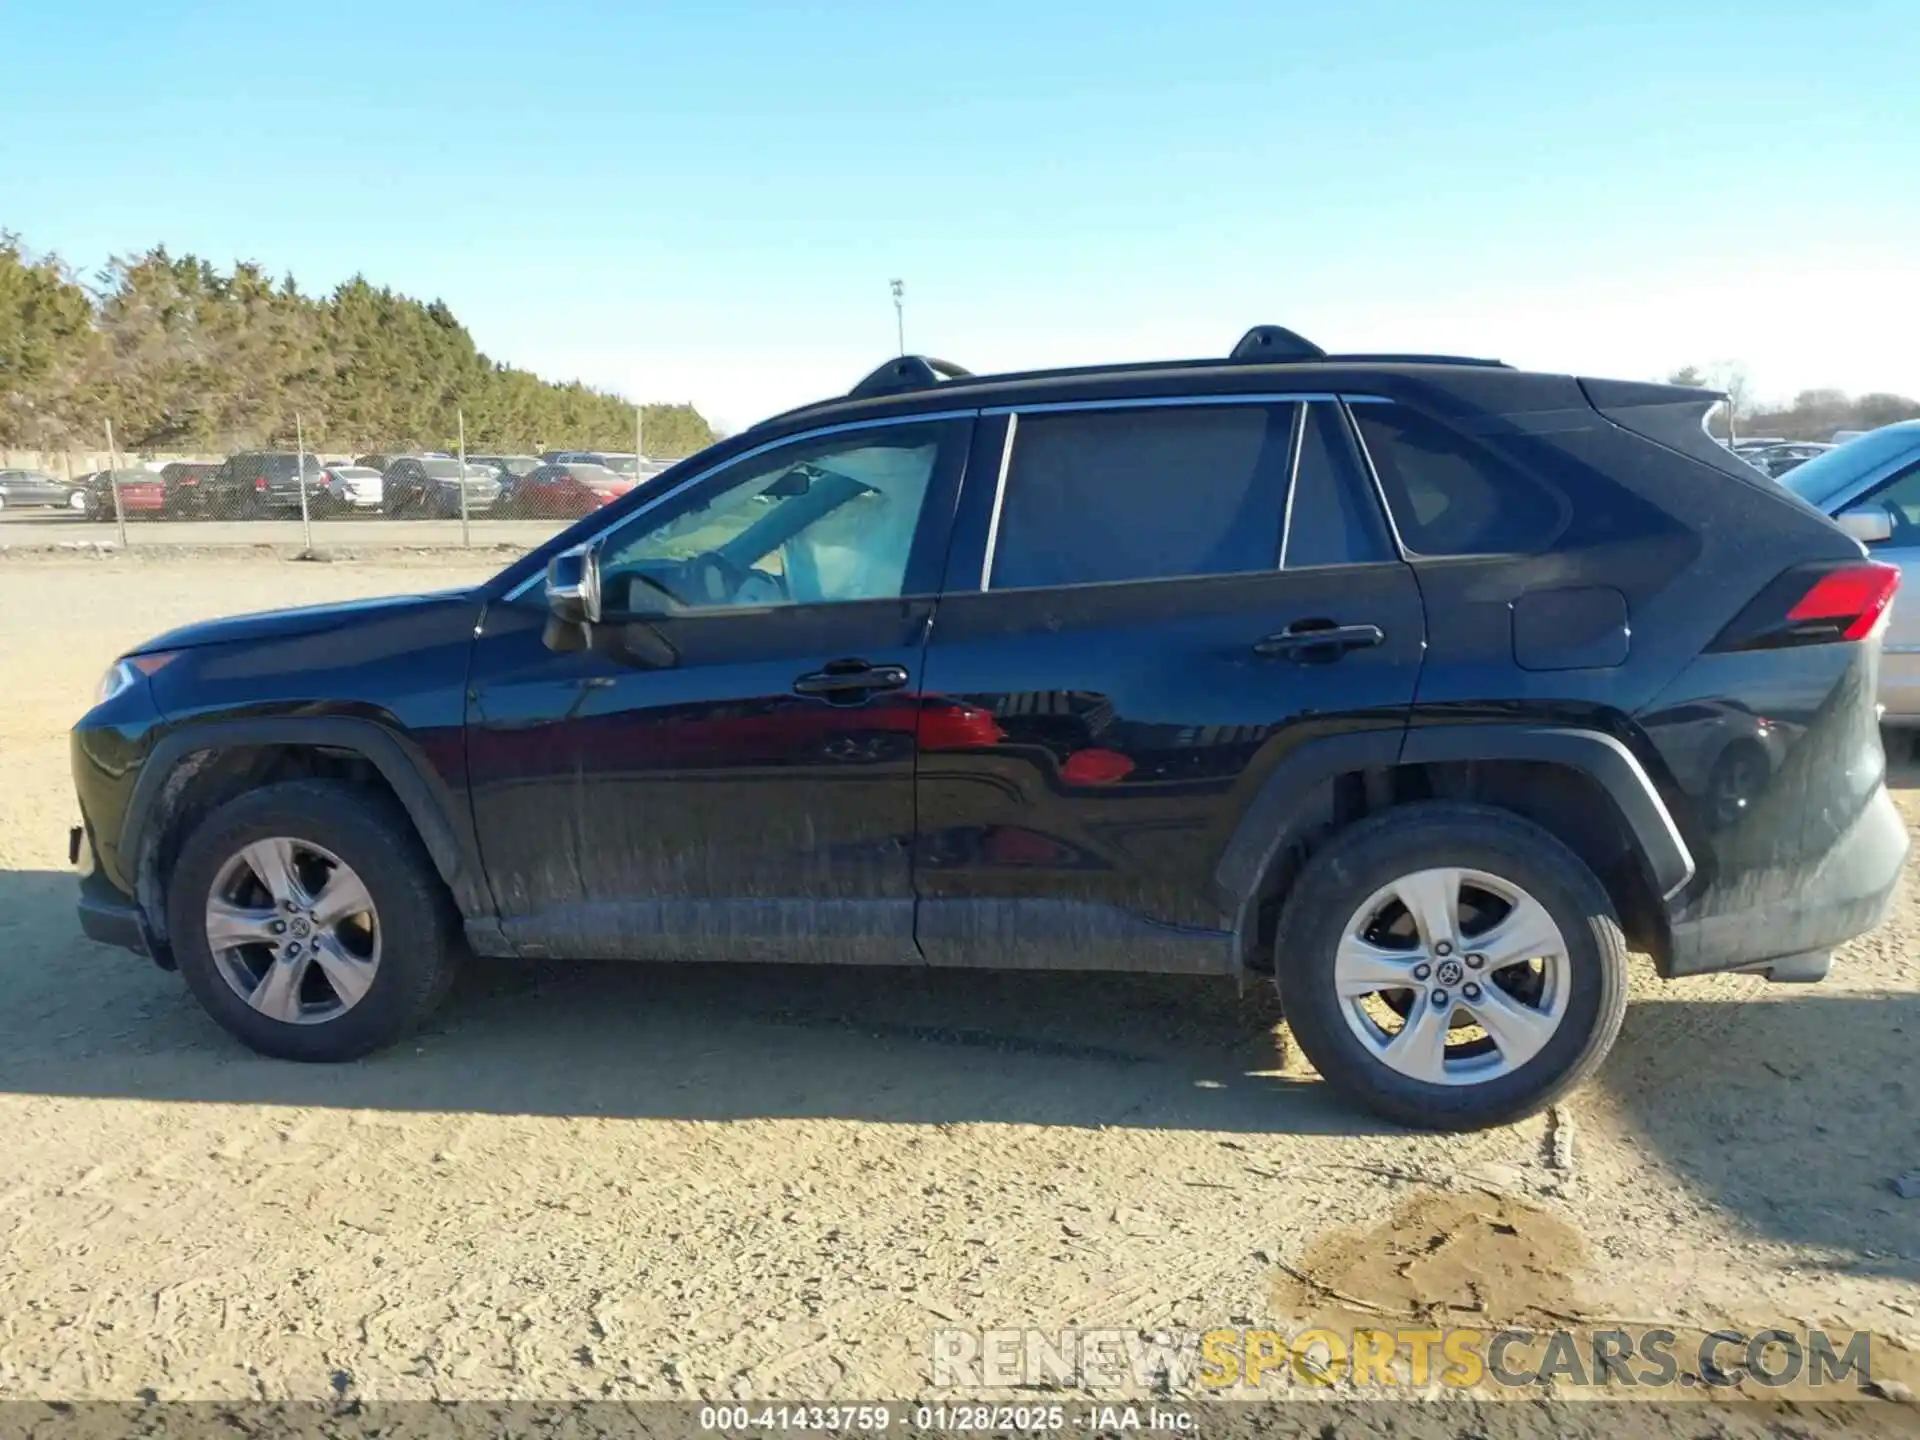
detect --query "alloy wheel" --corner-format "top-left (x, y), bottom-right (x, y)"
top-left (1332, 866), bottom-right (1570, 1086)
top-left (204, 837), bottom-right (382, 1025)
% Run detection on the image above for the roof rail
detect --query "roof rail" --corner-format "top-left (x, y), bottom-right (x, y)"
top-left (848, 355), bottom-right (974, 400)
top-left (1322, 352), bottom-right (1510, 368)
top-left (1229, 325), bottom-right (1326, 362)
top-left (752, 329), bottom-right (1514, 430)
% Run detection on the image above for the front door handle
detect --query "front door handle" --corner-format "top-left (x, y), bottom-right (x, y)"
top-left (793, 661), bottom-right (911, 697)
top-left (1252, 622), bottom-right (1386, 662)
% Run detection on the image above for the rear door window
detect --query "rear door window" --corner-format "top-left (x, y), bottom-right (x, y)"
top-left (987, 404), bottom-right (1294, 590)
top-left (1283, 403), bottom-right (1395, 568)
top-left (1350, 403), bottom-right (1568, 556)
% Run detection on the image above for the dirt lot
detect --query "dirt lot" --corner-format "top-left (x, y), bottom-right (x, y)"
top-left (1, 550), bottom-right (1916, 1428)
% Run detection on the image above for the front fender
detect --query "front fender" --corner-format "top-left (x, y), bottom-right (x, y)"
top-left (121, 715), bottom-right (492, 922)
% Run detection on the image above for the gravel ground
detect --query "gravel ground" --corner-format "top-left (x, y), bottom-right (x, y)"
top-left (0, 551), bottom-right (1915, 1429)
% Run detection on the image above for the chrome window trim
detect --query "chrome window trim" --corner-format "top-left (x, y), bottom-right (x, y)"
top-left (982, 391), bottom-right (1356, 417)
top-left (503, 408), bottom-right (979, 600)
top-left (978, 412), bottom-right (1019, 590)
top-left (1276, 401), bottom-right (1309, 569)
top-left (1337, 398), bottom-right (1412, 562)
top-left (979, 394), bottom-right (1344, 593)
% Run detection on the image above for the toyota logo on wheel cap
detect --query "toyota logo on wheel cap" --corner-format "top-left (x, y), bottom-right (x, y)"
top-left (1436, 958), bottom-right (1464, 986)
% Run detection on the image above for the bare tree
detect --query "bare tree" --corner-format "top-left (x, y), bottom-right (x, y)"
top-left (1704, 361), bottom-right (1753, 442)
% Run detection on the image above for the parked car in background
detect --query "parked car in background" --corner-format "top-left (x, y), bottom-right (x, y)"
top-left (497, 462), bottom-right (632, 517)
top-left (353, 453), bottom-right (414, 474)
top-left (79, 469), bottom-right (166, 519)
top-left (380, 457), bottom-right (502, 517)
top-left (1782, 420), bottom-right (1920, 725)
top-left (467, 454), bottom-right (543, 480)
top-left (159, 461), bottom-right (222, 516)
top-left (315, 465), bottom-right (385, 513)
top-left (1744, 443), bottom-right (1832, 479)
top-left (0, 468), bottom-right (84, 511)
top-left (200, 452), bottom-right (324, 517)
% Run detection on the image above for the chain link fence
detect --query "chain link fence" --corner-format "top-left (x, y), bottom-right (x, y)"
top-left (0, 409), bottom-right (682, 551)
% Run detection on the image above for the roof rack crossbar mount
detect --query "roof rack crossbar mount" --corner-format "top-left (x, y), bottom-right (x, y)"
top-left (849, 355), bottom-right (974, 400)
top-left (1230, 325), bottom-right (1326, 362)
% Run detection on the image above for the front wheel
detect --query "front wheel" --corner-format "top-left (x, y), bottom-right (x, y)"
top-left (166, 780), bottom-right (462, 1061)
top-left (1273, 802), bottom-right (1628, 1131)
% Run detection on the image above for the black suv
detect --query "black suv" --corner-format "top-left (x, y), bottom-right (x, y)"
top-left (69, 327), bottom-right (1908, 1129)
top-left (203, 451), bottom-right (324, 518)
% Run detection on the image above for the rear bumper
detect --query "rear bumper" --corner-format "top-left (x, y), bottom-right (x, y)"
top-left (1666, 784), bottom-right (1908, 977)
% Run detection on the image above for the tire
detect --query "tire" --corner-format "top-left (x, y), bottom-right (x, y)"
top-left (1272, 801), bottom-right (1629, 1131)
top-left (166, 779), bottom-right (461, 1062)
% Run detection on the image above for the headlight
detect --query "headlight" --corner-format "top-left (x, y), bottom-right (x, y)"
top-left (96, 660), bottom-right (138, 705)
top-left (94, 652), bottom-right (179, 706)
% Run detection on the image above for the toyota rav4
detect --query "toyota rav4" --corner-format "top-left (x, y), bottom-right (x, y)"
top-left (69, 327), bottom-right (1909, 1129)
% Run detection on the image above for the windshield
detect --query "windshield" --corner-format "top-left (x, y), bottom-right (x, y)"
top-left (1783, 427), bottom-right (1920, 505)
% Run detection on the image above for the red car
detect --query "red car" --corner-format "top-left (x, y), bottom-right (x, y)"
top-left (500, 462), bottom-right (632, 518)
top-left (81, 470), bottom-right (166, 519)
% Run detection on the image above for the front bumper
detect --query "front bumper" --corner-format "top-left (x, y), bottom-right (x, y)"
top-left (73, 824), bottom-right (159, 960)
top-left (1666, 784), bottom-right (1909, 977)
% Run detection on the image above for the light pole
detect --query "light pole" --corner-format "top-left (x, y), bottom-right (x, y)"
top-left (890, 278), bottom-right (905, 356)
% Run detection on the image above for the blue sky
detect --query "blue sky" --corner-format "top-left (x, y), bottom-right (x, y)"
top-left (4, 0), bottom-right (1916, 430)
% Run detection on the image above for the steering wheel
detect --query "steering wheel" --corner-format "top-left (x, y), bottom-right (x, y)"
top-left (684, 550), bottom-right (752, 607)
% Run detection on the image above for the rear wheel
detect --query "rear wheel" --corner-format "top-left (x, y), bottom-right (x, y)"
top-left (167, 780), bottom-right (461, 1061)
top-left (1273, 802), bottom-right (1628, 1131)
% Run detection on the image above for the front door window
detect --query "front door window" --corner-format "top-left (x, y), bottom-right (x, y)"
top-left (599, 423), bottom-right (951, 614)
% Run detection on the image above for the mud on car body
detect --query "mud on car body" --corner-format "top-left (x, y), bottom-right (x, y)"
top-left (71, 326), bottom-right (1907, 1129)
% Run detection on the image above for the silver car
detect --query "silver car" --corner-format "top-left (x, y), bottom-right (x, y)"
top-left (1783, 420), bottom-right (1920, 724)
top-left (0, 468), bottom-right (84, 511)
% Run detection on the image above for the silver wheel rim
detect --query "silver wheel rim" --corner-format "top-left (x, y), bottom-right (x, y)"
top-left (204, 838), bottom-right (381, 1025)
top-left (1333, 866), bottom-right (1570, 1087)
top-left (70, 491), bottom-right (87, 510)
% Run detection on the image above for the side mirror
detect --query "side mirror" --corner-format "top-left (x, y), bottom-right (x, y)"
top-left (546, 543), bottom-right (602, 624)
top-left (1837, 506), bottom-right (1893, 546)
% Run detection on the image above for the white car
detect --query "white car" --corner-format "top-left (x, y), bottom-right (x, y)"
top-left (1782, 420), bottom-right (1920, 724)
top-left (317, 465), bottom-right (384, 511)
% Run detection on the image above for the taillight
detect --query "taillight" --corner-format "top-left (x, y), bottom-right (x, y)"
top-left (254, 476), bottom-right (267, 491)
top-left (1710, 561), bottom-right (1901, 652)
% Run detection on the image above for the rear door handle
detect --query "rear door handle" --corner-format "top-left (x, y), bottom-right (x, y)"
top-left (1252, 622), bottom-right (1386, 661)
top-left (793, 661), bottom-right (911, 696)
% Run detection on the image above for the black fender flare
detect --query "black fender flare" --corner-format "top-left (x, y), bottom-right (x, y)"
top-left (120, 715), bottom-right (492, 921)
top-left (1213, 727), bottom-right (1406, 969)
top-left (1398, 724), bottom-right (1695, 900)
top-left (1213, 722), bottom-right (1695, 970)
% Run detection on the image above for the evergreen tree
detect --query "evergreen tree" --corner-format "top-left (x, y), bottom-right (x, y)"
top-left (0, 231), bottom-right (716, 456)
